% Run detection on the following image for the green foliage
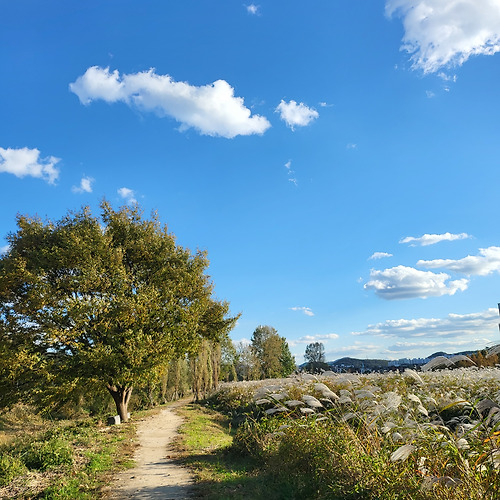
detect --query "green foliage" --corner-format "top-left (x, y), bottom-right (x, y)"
top-left (0, 202), bottom-right (237, 418)
top-left (0, 453), bottom-right (27, 486)
top-left (219, 337), bottom-right (239, 382)
top-left (232, 417), bottom-right (282, 460)
top-left (0, 408), bottom-right (136, 497)
top-left (23, 437), bottom-right (74, 470)
top-left (251, 326), bottom-right (295, 379)
top-left (207, 369), bottom-right (500, 499)
top-left (280, 340), bottom-right (296, 377)
top-left (304, 342), bottom-right (326, 365)
top-left (234, 342), bottom-right (260, 381)
top-left (86, 449), bottom-right (113, 472)
top-left (39, 479), bottom-right (93, 500)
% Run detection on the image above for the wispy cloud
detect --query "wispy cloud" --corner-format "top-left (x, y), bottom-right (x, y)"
top-left (352, 308), bottom-right (498, 339)
top-left (0, 245), bottom-right (10, 255)
top-left (70, 66), bottom-right (271, 138)
top-left (118, 187), bottom-right (137, 205)
top-left (326, 343), bottom-right (382, 359)
top-left (418, 246), bottom-right (500, 276)
top-left (72, 176), bottom-right (94, 194)
top-left (275, 100), bottom-right (318, 130)
top-left (369, 252), bottom-right (393, 260)
top-left (0, 147), bottom-right (60, 184)
top-left (290, 306), bottom-right (314, 317)
top-left (292, 333), bottom-right (339, 345)
top-left (386, 338), bottom-right (492, 354)
top-left (386, 0), bottom-right (500, 73)
top-left (346, 143), bottom-right (357, 149)
top-left (245, 4), bottom-right (259, 15)
top-left (400, 232), bottom-right (471, 246)
top-left (364, 265), bottom-right (468, 300)
top-left (284, 160), bottom-right (297, 186)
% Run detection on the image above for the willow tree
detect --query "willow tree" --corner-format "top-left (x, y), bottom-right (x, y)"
top-left (0, 202), bottom-right (237, 421)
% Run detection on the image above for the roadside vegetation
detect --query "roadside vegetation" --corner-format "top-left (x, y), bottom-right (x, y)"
top-left (183, 367), bottom-right (500, 500)
top-left (176, 403), bottom-right (297, 499)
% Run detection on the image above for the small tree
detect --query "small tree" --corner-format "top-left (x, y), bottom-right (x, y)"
top-left (304, 342), bottom-right (329, 374)
top-left (234, 342), bottom-right (259, 381)
top-left (0, 203), bottom-right (238, 420)
top-left (304, 342), bottom-right (326, 364)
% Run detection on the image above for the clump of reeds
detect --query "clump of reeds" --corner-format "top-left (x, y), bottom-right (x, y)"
top-left (208, 368), bottom-right (500, 499)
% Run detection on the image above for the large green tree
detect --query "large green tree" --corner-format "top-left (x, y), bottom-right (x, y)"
top-left (251, 325), bottom-right (295, 379)
top-left (0, 203), bottom-right (237, 421)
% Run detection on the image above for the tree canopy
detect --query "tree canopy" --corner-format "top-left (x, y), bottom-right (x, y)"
top-left (0, 202), bottom-right (238, 420)
top-left (303, 342), bottom-right (329, 374)
top-left (304, 342), bottom-right (326, 364)
top-left (250, 325), bottom-right (295, 379)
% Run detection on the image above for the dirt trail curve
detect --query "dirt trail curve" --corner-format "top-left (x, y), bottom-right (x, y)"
top-left (108, 399), bottom-right (195, 500)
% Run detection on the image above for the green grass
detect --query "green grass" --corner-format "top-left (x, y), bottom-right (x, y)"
top-left (176, 403), bottom-right (297, 499)
top-left (0, 404), bottom-right (137, 499)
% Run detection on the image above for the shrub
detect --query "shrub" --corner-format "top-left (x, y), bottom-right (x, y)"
top-left (23, 437), bottom-right (73, 470)
top-left (0, 452), bottom-right (27, 486)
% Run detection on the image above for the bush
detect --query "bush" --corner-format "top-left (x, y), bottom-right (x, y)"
top-left (23, 437), bottom-right (73, 470)
top-left (0, 452), bottom-right (27, 486)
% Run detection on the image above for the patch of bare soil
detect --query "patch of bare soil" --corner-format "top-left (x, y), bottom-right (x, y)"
top-left (108, 400), bottom-right (194, 500)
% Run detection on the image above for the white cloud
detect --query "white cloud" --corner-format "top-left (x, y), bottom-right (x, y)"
top-left (418, 246), bottom-right (500, 276)
top-left (346, 143), bottom-right (357, 149)
top-left (245, 4), bottom-right (259, 15)
top-left (118, 187), bottom-right (137, 204)
top-left (369, 252), bottom-right (393, 260)
top-left (290, 306), bottom-right (314, 317)
top-left (72, 176), bottom-right (94, 194)
top-left (437, 72), bottom-right (457, 82)
top-left (426, 90), bottom-right (435, 99)
top-left (0, 245), bottom-right (10, 255)
top-left (352, 308), bottom-right (499, 339)
top-left (386, 338), bottom-right (491, 353)
top-left (284, 159), bottom-right (298, 186)
top-left (275, 100), bottom-right (319, 130)
top-left (400, 232), bottom-right (471, 246)
top-left (386, 0), bottom-right (500, 73)
top-left (70, 66), bottom-right (271, 139)
top-left (290, 333), bottom-right (339, 346)
top-left (326, 343), bottom-right (382, 359)
top-left (364, 265), bottom-right (468, 300)
top-left (0, 147), bottom-right (60, 184)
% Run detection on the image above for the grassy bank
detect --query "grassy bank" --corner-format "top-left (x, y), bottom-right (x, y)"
top-left (0, 404), bottom-right (137, 499)
top-left (176, 403), bottom-right (300, 499)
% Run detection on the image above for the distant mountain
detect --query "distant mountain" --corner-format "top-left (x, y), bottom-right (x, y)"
top-left (319, 349), bottom-right (479, 373)
top-left (329, 357), bottom-right (389, 369)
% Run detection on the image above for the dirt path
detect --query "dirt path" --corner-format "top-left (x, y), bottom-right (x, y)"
top-left (109, 400), bottom-right (195, 500)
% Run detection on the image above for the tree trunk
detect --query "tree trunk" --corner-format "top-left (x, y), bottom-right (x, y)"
top-left (107, 384), bottom-right (133, 422)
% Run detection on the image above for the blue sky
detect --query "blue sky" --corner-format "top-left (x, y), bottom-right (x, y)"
top-left (2, 1), bottom-right (500, 363)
